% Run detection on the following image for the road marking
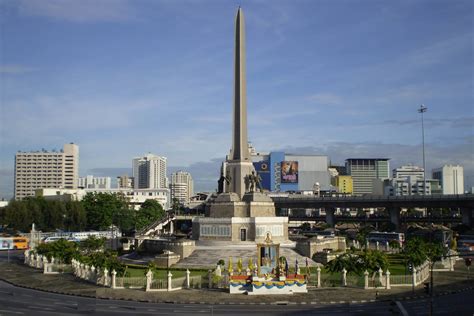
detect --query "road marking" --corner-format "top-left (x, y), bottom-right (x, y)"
top-left (396, 301), bottom-right (409, 316)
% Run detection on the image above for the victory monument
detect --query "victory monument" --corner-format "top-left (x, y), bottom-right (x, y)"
top-left (192, 8), bottom-right (288, 243)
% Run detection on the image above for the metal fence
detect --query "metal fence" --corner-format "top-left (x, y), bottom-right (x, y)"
top-left (49, 263), bottom-right (73, 274)
top-left (116, 276), bottom-right (146, 289)
top-left (150, 278), bottom-right (168, 290)
top-left (320, 273), bottom-right (341, 287)
top-left (172, 276), bottom-right (186, 289)
top-left (391, 274), bottom-right (412, 286)
top-left (188, 275), bottom-right (204, 289)
top-left (346, 275), bottom-right (365, 288)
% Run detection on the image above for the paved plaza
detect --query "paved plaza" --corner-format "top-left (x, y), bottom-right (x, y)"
top-left (174, 240), bottom-right (318, 269)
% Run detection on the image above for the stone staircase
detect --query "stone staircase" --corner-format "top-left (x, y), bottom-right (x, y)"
top-left (173, 241), bottom-right (320, 269)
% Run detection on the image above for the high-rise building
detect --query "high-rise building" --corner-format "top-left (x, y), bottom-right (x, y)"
top-left (432, 165), bottom-right (464, 194)
top-left (132, 154), bottom-right (167, 189)
top-left (78, 175), bottom-right (111, 189)
top-left (345, 158), bottom-right (390, 196)
top-left (14, 143), bottom-right (79, 200)
top-left (335, 175), bottom-right (353, 194)
top-left (393, 165), bottom-right (424, 180)
top-left (117, 175), bottom-right (134, 189)
top-left (170, 171), bottom-right (194, 206)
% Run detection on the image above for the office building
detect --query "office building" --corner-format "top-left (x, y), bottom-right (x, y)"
top-left (78, 175), bottom-right (111, 189)
top-left (384, 165), bottom-right (442, 196)
top-left (334, 175), bottom-right (353, 194)
top-left (14, 143), bottom-right (79, 200)
top-left (132, 154), bottom-right (167, 189)
top-left (170, 171), bottom-right (194, 206)
top-left (117, 175), bottom-right (134, 189)
top-left (345, 158), bottom-right (390, 196)
top-left (432, 165), bottom-right (464, 194)
top-left (252, 152), bottom-right (330, 192)
top-left (36, 187), bottom-right (170, 210)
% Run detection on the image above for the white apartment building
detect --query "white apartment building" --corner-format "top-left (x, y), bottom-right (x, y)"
top-left (36, 187), bottom-right (170, 210)
top-left (393, 165), bottom-right (425, 180)
top-left (132, 154), bottom-right (167, 189)
top-left (432, 165), bottom-right (464, 194)
top-left (14, 143), bottom-right (79, 200)
top-left (384, 165), bottom-right (441, 196)
top-left (170, 171), bottom-right (194, 206)
top-left (78, 175), bottom-right (111, 189)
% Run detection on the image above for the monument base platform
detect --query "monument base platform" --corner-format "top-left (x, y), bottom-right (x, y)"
top-left (192, 216), bottom-right (288, 243)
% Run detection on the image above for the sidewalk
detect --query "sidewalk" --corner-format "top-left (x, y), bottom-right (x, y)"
top-left (0, 259), bottom-right (471, 305)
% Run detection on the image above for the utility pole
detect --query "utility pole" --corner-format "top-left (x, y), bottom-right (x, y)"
top-left (418, 104), bottom-right (428, 195)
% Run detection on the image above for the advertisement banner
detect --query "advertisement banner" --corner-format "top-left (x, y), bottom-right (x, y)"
top-left (281, 161), bottom-right (298, 183)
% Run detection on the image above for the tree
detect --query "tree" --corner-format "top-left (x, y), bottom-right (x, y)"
top-left (356, 226), bottom-right (374, 247)
top-left (135, 199), bottom-right (165, 231)
top-left (358, 249), bottom-right (388, 274)
top-left (389, 240), bottom-right (401, 251)
top-left (403, 237), bottom-right (428, 267)
top-left (79, 236), bottom-right (105, 255)
top-left (65, 201), bottom-right (87, 231)
top-left (82, 192), bottom-right (132, 231)
top-left (324, 253), bottom-right (362, 275)
top-left (35, 239), bottom-right (79, 264)
top-left (403, 237), bottom-right (447, 268)
top-left (300, 222), bottom-right (311, 231)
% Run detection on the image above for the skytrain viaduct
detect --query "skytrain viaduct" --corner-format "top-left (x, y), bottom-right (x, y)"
top-left (271, 194), bottom-right (474, 230)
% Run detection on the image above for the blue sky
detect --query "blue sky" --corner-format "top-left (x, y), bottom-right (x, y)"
top-left (1, 0), bottom-right (473, 198)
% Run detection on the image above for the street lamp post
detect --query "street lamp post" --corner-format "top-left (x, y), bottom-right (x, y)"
top-left (418, 104), bottom-right (428, 195)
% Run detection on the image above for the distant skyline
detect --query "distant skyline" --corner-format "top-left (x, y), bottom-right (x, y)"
top-left (1, 0), bottom-right (473, 198)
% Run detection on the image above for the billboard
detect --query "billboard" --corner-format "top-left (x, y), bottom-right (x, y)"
top-left (281, 161), bottom-right (298, 183)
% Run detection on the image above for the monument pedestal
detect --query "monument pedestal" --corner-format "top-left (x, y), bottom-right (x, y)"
top-left (194, 191), bottom-right (288, 243)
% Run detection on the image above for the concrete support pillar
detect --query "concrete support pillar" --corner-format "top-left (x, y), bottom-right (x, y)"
top-left (91, 266), bottom-right (96, 283)
top-left (186, 269), bottom-right (190, 289)
top-left (385, 270), bottom-right (391, 290)
top-left (389, 207), bottom-right (401, 231)
top-left (111, 270), bottom-right (117, 289)
top-left (317, 266), bottom-right (321, 288)
top-left (167, 272), bottom-right (173, 291)
top-left (364, 270), bottom-right (369, 289)
top-left (461, 208), bottom-right (473, 228)
top-left (103, 268), bottom-right (109, 286)
top-left (146, 270), bottom-right (153, 291)
top-left (412, 268), bottom-right (417, 287)
top-left (378, 267), bottom-right (383, 284)
top-left (325, 208), bottom-right (336, 228)
top-left (342, 268), bottom-right (347, 287)
top-left (24, 250), bottom-right (29, 264)
top-left (169, 220), bottom-right (174, 235)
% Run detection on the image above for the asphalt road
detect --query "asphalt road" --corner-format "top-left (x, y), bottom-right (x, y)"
top-left (396, 288), bottom-right (474, 316)
top-left (0, 280), bottom-right (398, 316)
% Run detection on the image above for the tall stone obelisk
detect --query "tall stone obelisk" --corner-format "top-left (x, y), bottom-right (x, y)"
top-left (225, 7), bottom-right (255, 198)
top-left (193, 8), bottom-right (288, 243)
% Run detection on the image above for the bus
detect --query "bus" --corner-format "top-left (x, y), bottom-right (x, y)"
top-left (0, 237), bottom-right (29, 250)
